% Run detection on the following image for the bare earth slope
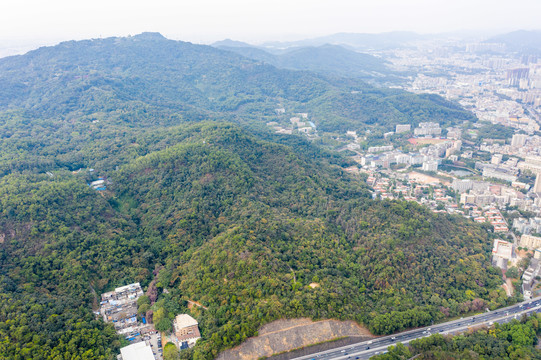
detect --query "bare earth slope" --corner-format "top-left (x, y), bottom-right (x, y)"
top-left (217, 318), bottom-right (373, 360)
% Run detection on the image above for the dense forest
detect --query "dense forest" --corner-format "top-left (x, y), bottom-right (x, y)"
top-left (0, 34), bottom-right (511, 360)
top-left (0, 32), bottom-right (475, 133)
top-left (213, 43), bottom-right (394, 80)
top-left (0, 122), bottom-right (511, 359)
top-left (372, 314), bottom-right (541, 359)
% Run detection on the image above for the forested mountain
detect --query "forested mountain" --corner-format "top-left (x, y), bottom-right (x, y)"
top-left (0, 32), bottom-right (474, 133)
top-left (0, 33), bottom-right (504, 360)
top-left (1, 121), bottom-right (510, 359)
top-left (213, 43), bottom-right (392, 79)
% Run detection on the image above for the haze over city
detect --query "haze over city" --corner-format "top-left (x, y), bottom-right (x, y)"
top-left (1, 0), bottom-right (541, 57)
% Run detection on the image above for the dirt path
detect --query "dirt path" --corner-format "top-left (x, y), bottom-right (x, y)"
top-left (89, 284), bottom-right (99, 312)
top-left (187, 300), bottom-right (208, 310)
top-left (503, 278), bottom-right (514, 297)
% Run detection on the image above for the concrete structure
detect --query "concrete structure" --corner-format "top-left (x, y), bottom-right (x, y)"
top-left (414, 122), bottom-right (441, 136)
top-left (522, 258), bottom-right (540, 300)
top-left (452, 179), bottom-right (473, 193)
top-left (422, 160), bottom-right (438, 172)
top-left (119, 341), bottom-right (155, 360)
top-left (367, 145), bottom-right (393, 153)
top-left (491, 154), bottom-right (503, 165)
top-left (523, 282), bottom-right (533, 300)
top-left (513, 217), bottom-right (541, 234)
top-left (534, 172), bottom-right (541, 195)
top-left (174, 314), bottom-right (201, 347)
top-left (520, 234), bottom-right (541, 250)
top-left (492, 239), bottom-right (514, 270)
top-left (446, 127), bottom-right (462, 140)
top-left (482, 164), bottom-right (518, 182)
top-left (395, 154), bottom-right (410, 164)
top-left (511, 133), bottom-right (528, 147)
top-left (395, 124), bottom-right (411, 133)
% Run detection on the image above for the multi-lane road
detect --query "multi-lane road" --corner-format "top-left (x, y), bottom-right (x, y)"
top-left (292, 298), bottom-right (541, 360)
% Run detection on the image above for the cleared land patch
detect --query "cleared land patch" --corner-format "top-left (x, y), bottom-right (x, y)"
top-left (216, 318), bottom-right (373, 360)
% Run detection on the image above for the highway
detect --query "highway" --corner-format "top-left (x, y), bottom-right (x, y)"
top-left (292, 298), bottom-right (541, 360)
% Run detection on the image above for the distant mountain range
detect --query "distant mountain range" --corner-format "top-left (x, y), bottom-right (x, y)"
top-left (0, 32), bottom-right (474, 133)
top-left (259, 31), bottom-right (428, 51)
top-left (486, 30), bottom-right (541, 55)
top-left (213, 42), bottom-right (392, 79)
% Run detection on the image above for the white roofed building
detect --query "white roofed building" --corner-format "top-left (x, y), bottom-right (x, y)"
top-left (119, 341), bottom-right (155, 360)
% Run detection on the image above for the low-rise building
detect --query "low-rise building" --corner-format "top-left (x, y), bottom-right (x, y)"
top-left (520, 234), bottom-right (541, 250)
top-left (367, 145), bottom-right (393, 153)
top-left (174, 314), bottom-right (201, 348)
top-left (119, 341), bottom-right (155, 360)
top-left (100, 283), bottom-right (145, 339)
top-left (396, 124), bottom-right (411, 133)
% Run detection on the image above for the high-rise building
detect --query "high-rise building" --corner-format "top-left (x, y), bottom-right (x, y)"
top-left (507, 68), bottom-right (529, 87)
top-left (492, 154), bottom-right (503, 165)
top-left (511, 134), bottom-right (528, 147)
top-left (534, 172), bottom-right (541, 195)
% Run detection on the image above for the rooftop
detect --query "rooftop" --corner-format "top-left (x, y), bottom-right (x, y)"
top-left (119, 341), bottom-right (155, 360)
top-left (175, 314), bottom-right (198, 328)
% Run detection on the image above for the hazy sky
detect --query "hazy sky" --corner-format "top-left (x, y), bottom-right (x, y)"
top-left (1, 0), bottom-right (540, 48)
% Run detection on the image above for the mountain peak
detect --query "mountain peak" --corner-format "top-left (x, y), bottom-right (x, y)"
top-left (212, 39), bottom-right (252, 48)
top-left (132, 32), bottom-right (166, 41)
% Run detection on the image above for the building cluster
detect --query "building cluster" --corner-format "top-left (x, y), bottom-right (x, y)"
top-left (89, 177), bottom-right (107, 191)
top-left (100, 283), bottom-right (164, 360)
top-left (365, 170), bottom-right (460, 214)
top-left (456, 204), bottom-right (509, 233)
top-left (513, 217), bottom-right (541, 235)
top-left (492, 235), bottom-right (541, 300)
top-left (266, 110), bottom-right (317, 137)
top-left (456, 178), bottom-right (537, 212)
top-left (100, 282), bottom-right (203, 359)
top-left (367, 39), bottom-right (541, 300)
top-left (517, 234), bottom-right (541, 300)
top-left (100, 283), bottom-right (149, 340)
top-left (481, 136), bottom-right (541, 165)
top-left (396, 42), bottom-right (540, 135)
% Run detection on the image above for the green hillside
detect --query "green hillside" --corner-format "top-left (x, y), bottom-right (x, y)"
top-left (215, 43), bottom-right (392, 80)
top-left (0, 33), bottom-right (474, 133)
top-left (1, 122), bottom-right (509, 359)
top-left (0, 33), bottom-right (500, 360)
